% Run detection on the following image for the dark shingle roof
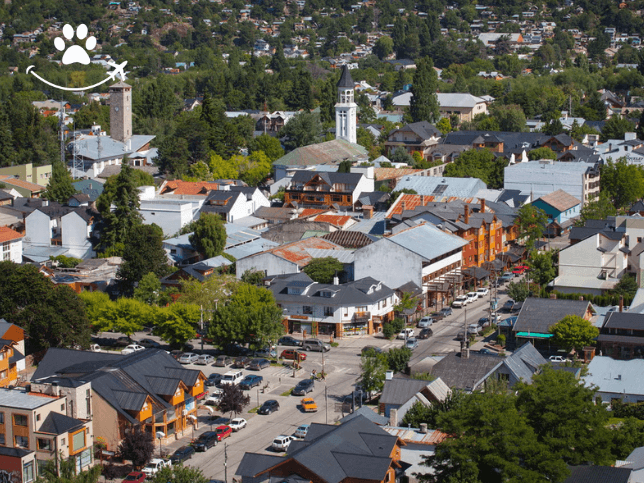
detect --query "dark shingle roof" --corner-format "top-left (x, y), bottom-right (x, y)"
top-left (563, 465), bottom-right (631, 483)
top-left (0, 446), bottom-right (32, 458)
top-left (380, 379), bottom-right (431, 406)
top-left (514, 298), bottom-right (590, 334)
top-left (321, 230), bottom-right (374, 248)
top-left (290, 170), bottom-right (364, 187)
top-left (339, 406), bottom-right (389, 425)
top-left (337, 65), bottom-right (354, 88)
top-left (430, 352), bottom-right (502, 390)
top-left (235, 453), bottom-right (285, 477)
top-left (603, 312), bottom-right (644, 330)
top-left (38, 412), bottom-right (85, 435)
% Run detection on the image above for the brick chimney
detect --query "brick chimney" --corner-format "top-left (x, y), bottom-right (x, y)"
top-left (401, 201), bottom-right (406, 212)
top-left (620, 296), bottom-right (624, 312)
top-left (464, 204), bottom-right (470, 224)
top-left (420, 194), bottom-right (425, 205)
top-left (480, 198), bottom-right (486, 213)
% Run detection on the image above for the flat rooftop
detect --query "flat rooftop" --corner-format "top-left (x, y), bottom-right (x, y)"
top-left (0, 388), bottom-right (60, 410)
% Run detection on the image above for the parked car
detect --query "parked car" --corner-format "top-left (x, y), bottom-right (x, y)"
top-left (122, 344), bottom-right (145, 355)
top-left (248, 358), bottom-right (271, 370)
top-left (480, 348), bottom-right (501, 356)
top-left (205, 389), bottom-right (223, 406)
top-left (513, 265), bottom-right (529, 276)
top-left (418, 328), bottom-right (433, 339)
top-left (214, 355), bottom-right (233, 367)
top-left (115, 336), bottom-right (131, 347)
top-left (478, 317), bottom-right (490, 327)
top-left (169, 350), bottom-right (184, 360)
top-left (440, 307), bottom-right (453, 316)
top-left (254, 347), bottom-right (277, 358)
top-left (503, 299), bottom-right (515, 312)
top-left (452, 295), bottom-right (469, 308)
top-left (169, 445), bottom-right (195, 464)
top-left (280, 349), bottom-right (306, 361)
top-left (232, 356), bottom-right (251, 368)
top-left (214, 425), bottom-right (233, 441)
top-left (361, 345), bottom-right (384, 355)
top-left (467, 292), bottom-right (479, 303)
top-left (142, 459), bottom-right (171, 477)
top-left (499, 272), bottom-right (514, 283)
top-left (220, 370), bottom-right (244, 386)
top-left (258, 400), bottom-right (280, 415)
top-left (205, 373), bottom-right (223, 387)
top-left (239, 374), bottom-right (263, 390)
top-left (278, 336), bottom-right (302, 347)
top-left (397, 328), bottom-right (414, 340)
top-left (196, 354), bottom-right (215, 365)
top-left (292, 379), bottom-right (315, 396)
top-left (476, 287), bottom-right (489, 297)
top-left (405, 338), bottom-right (419, 350)
top-left (430, 311), bottom-right (445, 321)
top-left (137, 339), bottom-right (161, 349)
top-left (122, 472), bottom-right (146, 483)
top-left (302, 339), bottom-right (330, 352)
top-left (417, 317), bottom-right (433, 328)
top-left (549, 355), bottom-right (571, 363)
top-left (193, 432), bottom-right (219, 451)
top-left (229, 418), bottom-right (247, 432)
top-left (301, 397), bottom-right (318, 412)
top-left (272, 435), bottom-right (295, 452)
top-left (179, 352), bottom-right (199, 364)
top-left (294, 423), bottom-right (310, 439)
top-left (467, 324), bottom-right (481, 335)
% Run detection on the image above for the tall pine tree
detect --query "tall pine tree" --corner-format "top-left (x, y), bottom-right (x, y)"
top-left (44, 160), bottom-right (76, 203)
top-left (0, 106), bottom-right (15, 168)
top-left (409, 57), bottom-right (440, 124)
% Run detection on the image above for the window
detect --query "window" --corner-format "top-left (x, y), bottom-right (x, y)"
top-left (303, 306), bottom-right (313, 315)
top-left (37, 438), bottom-right (52, 451)
top-left (0, 353), bottom-right (4, 361)
top-left (14, 414), bottom-right (27, 426)
top-left (324, 307), bottom-right (334, 316)
top-left (15, 435), bottom-right (29, 448)
top-left (61, 404), bottom-right (65, 411)
top-left (23, 461), bottom-right (34, 483)
top-left (0, 434), bottom-right (4, 445)
top-left (36, 414), bottom-right (40, 422)
top-left (0, 412), bottom-right (3, 424)
top-left (72, 430), bottom-right (86, 452)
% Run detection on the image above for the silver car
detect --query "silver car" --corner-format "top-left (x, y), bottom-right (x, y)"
top-left (302, 339), bottom-right (330, 352)
top-left (179, 352), bottom-right (199, 364)
top-left (195, 354), bottom-right (215, 365)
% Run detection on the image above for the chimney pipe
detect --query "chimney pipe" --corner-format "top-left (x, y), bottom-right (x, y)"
top-left (389, 408), bottom-right (398, 427)
top-left (333, 276), bottom-right (339, 285)
top-left (420, 423), bottom-right (428, 434)
top-left (464, 204), bottom-right (470, 224)
top-left (401, 201), bottom-right (406, 212)
top-left (479, 198), bottom-right (486, 213)
top-left (420, 194), bottom-right (425, 205)
top-left (620, 296), bottom-right (624, 312)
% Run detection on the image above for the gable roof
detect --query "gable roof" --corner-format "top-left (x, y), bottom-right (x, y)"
top-left (159, 180), bottom-right (221, 196)
top-left (503, 342), bottom-right (548, 383)
top-left (514, 298), bottom-right (591, 334)
top-left (321, 230), bottom-right (374, 248)
top-left (430, 352), bottom-right (502, 390)
top-left (38, 412), bottom-right (85, 435)
top-left (583, 356), bottom-right (644, 397)
top-left (603, 311), bottom-right (644, 330)
top-left (536, 189), bottom-right (581, 212)
top-left (379, 378), bottom-right (433, 406)
top-left (249, 237), bottom-right (343, 267)
top-left (274, 139), bottom-right (368, 167)
top-left (385, 223), bottom-right (468, 261)
top-left (393, 176), bottom-right (486, 200)
top-left (0, 226), bottom-right (23, 243)
top-left (339, 406), bottom-right (390, 425)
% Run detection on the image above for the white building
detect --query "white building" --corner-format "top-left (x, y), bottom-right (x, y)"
top-left (335, 65), bottom-right (357, 144)
top-left (0, 227), bottom-right (23, 263)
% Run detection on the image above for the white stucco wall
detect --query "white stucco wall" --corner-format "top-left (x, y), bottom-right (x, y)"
top-left (3, 238), bottom-right (22, 263)
top-left (24, 209), bottom-right (53, 247)
top-left (236, 252), bottom-right (300, 278)
top-left (140, 200), bottom-right (198, 236)
top-left (61, 212), bottom-right (93, 258)
top-left (354, 238), bottom-right (423, 291)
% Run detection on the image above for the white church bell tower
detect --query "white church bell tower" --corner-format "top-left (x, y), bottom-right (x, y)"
top-left (335, 65), bottom-right (357, 144)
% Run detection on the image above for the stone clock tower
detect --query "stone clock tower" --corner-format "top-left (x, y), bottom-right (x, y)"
top-left (109, 81), bottom-right (132, 143)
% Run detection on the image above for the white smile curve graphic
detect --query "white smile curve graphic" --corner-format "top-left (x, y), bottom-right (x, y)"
top-left (26, 65), bottom-right (118, 91)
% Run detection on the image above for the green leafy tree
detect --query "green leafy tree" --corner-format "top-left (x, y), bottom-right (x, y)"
top-left (420, 391), bottom-right (569, 483)
top-left (516, 204), bottom-right (548, 249)
top-left (155, 303), bottom-right (201, 347)
top-left (600, 115), bottom-right (635, 142)
top-left (409, 57), bottom-right (440, 124)
top-left (436, 118), bottom-right (452, 135)
top-left (117, 224), bottom-right (171, 297)
top-left (507, 281), bottom-right (529, 302)
top-left (528, 251), bottom-right (557, 286)
top-left (178, 275), bottom-right (235, 318)
top-left (382, 318), bottom-right (405, 339)
top-left (337, 160), bottom-right (353, 173)
top-left (443, 149), bottom-right (507, 189)
top-left (241, 269), bottom-right (264, 286)
top-left (576, 197), bottom-right (617, 226)
top-left (208, 153), bottom-right (239, 180)
top-left (612, 417), bottom-right (644, 459)
top-left (151, 466), bottom-right (209, 483)
top-left (44, 160), bottom-right (77, 203)
top-left (373, 36), bottom-right (394, 60)
top-left (387, 346), bottom-right (412, 373)
top-left (49, 255), bottom-right (82, 268)
top-left (38, 454), bottom-right (101, 483)
top-left (403, 391), bottom-right (464, 428)
top-left (390, 147), bottom-right (415, 165)
top-left (359, 350), bottom-right (389, 398)
top-left (302, 257), bottom-right (344, 283)
top-left (528, 147), bottom-right (557, 160)
top-left (613, 274), bottom-right (639, 299)
top-left (209, 283), bottom-right (284, 348)
top-left (249, 134), bottom-right (285, 162)
top-left (600, 159), bottom-right (644, 209)
top-left (133, 272), bottom-right (163, 305)
top-left (237, 151), bottom-right (272, 186)
top-left (394, 292), bottom-right (417, 314)
top-left (491, 104), bottom-right (527, 132)
top-left (549, 315), bottom-right (599, 353)
top-left (189, 213), bottom-right (227, 259)
top-left (281, 111), bottom-right (323, 151)
top-left (516, 366), bottom-right (612, 465)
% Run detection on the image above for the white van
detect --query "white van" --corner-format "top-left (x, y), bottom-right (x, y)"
top-left (220, 370), bottom-right (244, 386)
top-left (397, 328), bottom-right (415, 340)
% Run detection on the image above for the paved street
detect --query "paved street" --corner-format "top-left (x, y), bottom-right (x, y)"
top-left (151, 276), bottom-right (522, 480)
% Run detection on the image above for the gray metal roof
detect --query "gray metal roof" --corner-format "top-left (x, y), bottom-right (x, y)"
top-left (339, 406), bottom-right (389, 425)
top-left (514, 298), bottom-right (591, 334)
top-left (430, 352), bottom-right (503, 390)
top-left (225, 237), bottom-right (279, 260)
top-left (563, 466), bottom-right (632, 483)
top-left (584, 356), bottom-right (644, 397)
top-left (0, 388), bottom-right (57, 410)
top-left (394, 176), bottom-right (486, 198)
top-left (602, 311), bottom-right (644, 330)
top-left (70, 134), bottom-right (155, 161)
top-left (502, 342), bottom-right (547, 384)
top-left (305, 248), bottom-right (356, 263)
top-left (380, 379), bottom-right (431, 406)
top-left (387, 224), bottom-right (468, 261)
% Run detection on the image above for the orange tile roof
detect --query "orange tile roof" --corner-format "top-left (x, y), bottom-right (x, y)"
top-left (160, 180), bottom-right (220, 196)
top-left (299, 209), bottom-right (328, 218)
top-left (0, 175), bottom-right (44, 192)
top-left (386, 194), bottom-right (477, 218)
top-left (314, 214), bottom-right (353, 227)
top-left (373, 168), bottom-right (424, 181)
top-left (0, 226), bottom-right (24, 243)
top-left (268, 238), bottom-right (342, 266)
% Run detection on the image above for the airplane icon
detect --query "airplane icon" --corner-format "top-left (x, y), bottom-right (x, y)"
top-left (106, 61), bottom-right (128, 81)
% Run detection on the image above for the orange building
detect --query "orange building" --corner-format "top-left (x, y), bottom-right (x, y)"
top-left (284, 171), bottom-right (366, 209)
top-left (0, 339), bottom-right (19, 387)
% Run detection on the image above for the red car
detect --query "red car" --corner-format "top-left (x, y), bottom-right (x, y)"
top-left (512, 265), bottom-right (529, 275)
top-left (280, 349), bottom-right (307, 361)
top-left (122, 472), bottom-right (146, 483)
top-left (215, 425), bottom-right (233, 441)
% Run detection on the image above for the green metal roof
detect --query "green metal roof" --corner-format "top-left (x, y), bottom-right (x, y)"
top-left (273, 139), bottom-right (368, 167)
top-left (516, 332), bottom-right (553, 338)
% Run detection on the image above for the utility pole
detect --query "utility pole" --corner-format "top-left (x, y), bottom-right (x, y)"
top-left (325, 384), bottom-right (328, 425)
top-left (200, 305), bottom-right (204, 351)
top-left (224, 442), bottom-right (228, 483)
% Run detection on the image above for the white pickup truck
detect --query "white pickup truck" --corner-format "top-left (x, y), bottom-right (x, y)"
top-left (142, 458), bottom-right (172, 477)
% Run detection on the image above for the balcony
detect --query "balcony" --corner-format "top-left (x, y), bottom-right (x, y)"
top-left (353, 312), bottom-right (371, 324)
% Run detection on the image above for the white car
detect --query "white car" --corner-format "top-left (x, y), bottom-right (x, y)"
top-left (179, 353), bottom-right (199, 364)
top-left (467, 292), bottom-right (479, 303)
top-left (122, 344), bottom-right (145, 355)
top-left (549, 355), bottom-right (571, 363)
top-left (205, 389), bottom-right (223, 406)
top-left (142, 459), bottom-right (171, 477)
top-left (195, 354), bottom-right (215, 365)
top-left (294, 424), bottom-right (310, 439)
top-left (396, 328), bottom-right (415, 340)
top-left (467, 324), bottom-right (481, 335)
top-left (272, 435), bottom-right (296, 452)
top-left (476, 287), bottom-right (489, 297)
top-left (229, 418), bottom-right (247, 432)
top-left (220, 370), bottom-right (244, 386)
top-left (452, 295), bottom-right (469, 308)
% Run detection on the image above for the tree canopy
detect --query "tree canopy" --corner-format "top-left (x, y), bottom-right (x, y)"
top-left (302, 257), bottom-right (344, 284)
top-left (409, 56), bottom-right (440, 124)
top-left (189, 213), bottom-right (227, 259)
top-left (549, 315), bottom-right (599, 353)
top-left (600, 159), bottom-right (644, 209)
top-left (516, 204), bottom-right (548, 249)
top-left (44, 160), bottom-right (76, 203)
top-left (443, 149), bottom-right (507, 189)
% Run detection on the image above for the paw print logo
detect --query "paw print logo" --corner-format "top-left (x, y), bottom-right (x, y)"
top-left (54, 24), bottom-right (96, 65)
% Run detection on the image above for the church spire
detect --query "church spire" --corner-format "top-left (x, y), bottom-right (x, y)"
top-left (335, 65), bottom-right (357, 144)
